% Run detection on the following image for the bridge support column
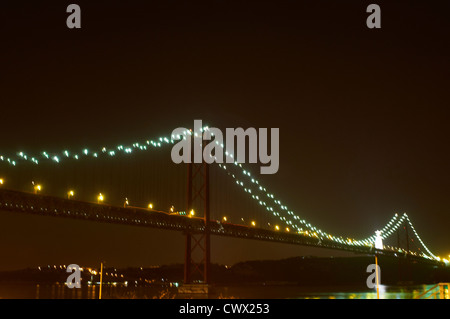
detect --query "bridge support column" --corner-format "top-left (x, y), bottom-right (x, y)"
top-left (397, 221), bottom-right (413, 284)
top-left (183, 160), bottom-right (210, 286)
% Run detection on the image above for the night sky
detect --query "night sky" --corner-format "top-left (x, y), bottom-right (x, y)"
top-left (0, 1), bottom-right (449, 271)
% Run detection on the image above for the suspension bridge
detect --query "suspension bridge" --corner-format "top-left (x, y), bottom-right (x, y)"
top-left (0, 124), bottom-right (447, 285)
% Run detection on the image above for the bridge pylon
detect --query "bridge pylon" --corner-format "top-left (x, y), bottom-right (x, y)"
top-left (183, 158), bottom-right (211, 286)
top-left (397, 220), bottom-right (413, 284)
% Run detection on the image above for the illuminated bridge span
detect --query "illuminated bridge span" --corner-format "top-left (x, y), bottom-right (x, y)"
top-left (0, 124), bottom-right (446, 283)
top-left (0, 187), bottom-right (438, 265)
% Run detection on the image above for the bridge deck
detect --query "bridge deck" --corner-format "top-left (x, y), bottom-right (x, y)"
top-left (0, 188), bottom-right (437, 263)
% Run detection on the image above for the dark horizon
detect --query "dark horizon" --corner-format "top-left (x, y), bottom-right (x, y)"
top-left (1, 0), bottom-right (449, 271)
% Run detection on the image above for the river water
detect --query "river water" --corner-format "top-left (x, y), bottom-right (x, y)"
top-left (0, 282), bottom-right (441, 299)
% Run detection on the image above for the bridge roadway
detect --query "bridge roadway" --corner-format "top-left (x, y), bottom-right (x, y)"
top-left (0, 188), bottom-right (437, 264)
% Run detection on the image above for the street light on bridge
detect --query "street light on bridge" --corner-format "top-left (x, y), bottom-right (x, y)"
top-left (33, 184), bottom-right (42, 194)
top-left (0, 178), bottom-right (3, 185)
top-left (124, 197), bottom-right (129, 207)
top-left (148, 203), bottom-right (153, 209)
top-left (97, 193), bottom-right (104, 204)
top-left (67, 190), bottom-right (74, 199)
top-left (251, 221), bottom-right (256, 227)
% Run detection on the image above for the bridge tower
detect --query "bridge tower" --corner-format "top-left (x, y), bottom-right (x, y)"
top-left (183, 156), bottom-right (211, 287)
top-left (397, 221), bottom-right (412, 284)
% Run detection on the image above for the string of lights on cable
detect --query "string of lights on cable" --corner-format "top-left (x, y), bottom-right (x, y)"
top-left (0, 125), bottom-right (440, 260)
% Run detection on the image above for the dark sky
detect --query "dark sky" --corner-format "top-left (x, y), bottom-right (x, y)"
top-left (0, 0), bottom-right (449, 270)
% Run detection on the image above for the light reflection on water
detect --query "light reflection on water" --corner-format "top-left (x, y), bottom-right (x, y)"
top-left (0, 283), bottom-right (439, 299)
top-left (215, 284), bottom-right (437, 299)
top-left (295, 285), bottom-right (424, 299)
